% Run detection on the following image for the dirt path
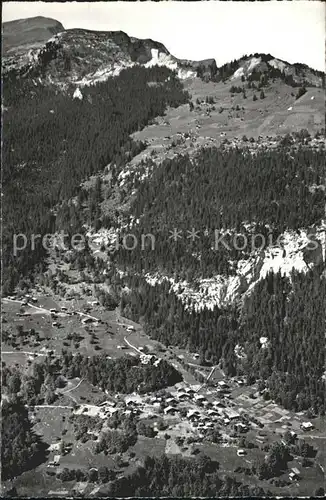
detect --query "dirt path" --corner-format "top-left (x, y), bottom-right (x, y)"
top-left (2, 350), bottom-right (47, 356)
top-left (196, 365), bottom-right (216, 392)
top-left (61, 378), bottom-right (84, 394)
top-left (123, 337), bottom-right (143, 354)
top-left (297, 435), bottom-right (326, 440)
top-left (28, 405), bottom-right (74, 410)
top-left (76, 311), bottom-right (100, 322)
top-left (59, 379), bottom-right (84, 404)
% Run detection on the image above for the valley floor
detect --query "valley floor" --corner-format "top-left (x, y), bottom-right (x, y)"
top-left (2, 278), bottom-right (325, 497)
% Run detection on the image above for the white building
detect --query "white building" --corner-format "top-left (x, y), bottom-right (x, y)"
top-left (164, 406), bottom-right (178, 415)
top-left (300, 422), bottom-right (314, 431)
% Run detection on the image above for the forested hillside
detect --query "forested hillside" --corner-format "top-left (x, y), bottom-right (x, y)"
top-left (2, 66), bottom-right (189, 294)
top-left (114, 145), bottom-right (325, 280)
top-left (121, 268), bottom-right (325, 413)
top-left (239, 268), bottom-right (325, 413)
top-left (108, 454), bottom-right (267, 497)
top-left (211, 52), bottom-right (324, 87)
top-left (1, 400), bottom-right (48, 480)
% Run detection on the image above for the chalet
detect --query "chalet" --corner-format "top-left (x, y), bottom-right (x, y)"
top-left (289, 468), bottom-right (300, 481)
top-left (224, 408), bottom-right (240, 420)
top-left (177, 392), bottom-right (190, 401)
top-left (50, 308), bottom-right (58, 313)
top-left (166, 397), bottom-right (176, 405)
top-left (126, 326), bottom-right (135, 332)
top-left (52, 322), bottom-right (59, 327)
top-left (194, 394), bottom-right (206, 402)
top-left (140, 354), bottom-right (156, 365)
top-left (300, 422), bottom-right (314, 431)
top-left (235, 422), bottom-right (249, 433)
top-left (185, 387), bottom-right (195, 394)
top-left (213, 401), bottom-right (225, 408)
top-left (99, 401), bottom-right (114, 407)
top-left (237, 449), bottom-right (246, 457)
top-left (164, 406), bottom-right (178, 415)
top-left (61, 306), bottom-right (68, 311)
top-left (81, 317), bottom-right (94, 325)
top-left (187, 410), bottom-right (200, 420)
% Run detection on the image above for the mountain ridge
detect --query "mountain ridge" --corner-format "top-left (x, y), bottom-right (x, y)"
top-left (2, 16), bottom-right (324, 87)
top-left (2, 16), bottom-right (64, 54)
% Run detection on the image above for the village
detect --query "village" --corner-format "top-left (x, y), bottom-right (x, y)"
top-left (2, 266), bottom-right (325, 498)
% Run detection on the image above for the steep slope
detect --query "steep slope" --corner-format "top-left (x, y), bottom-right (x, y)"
top-left (2, 16), bottom-right (325, 419)
top-left (4, 17), bottom-right (323, 89)
top-left (2, 20), bottom-right (215, 83)
top-left (218, 53), bottom-right (324, 88)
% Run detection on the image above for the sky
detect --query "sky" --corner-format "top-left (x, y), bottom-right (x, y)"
top-left (2, 1), bottom-right (325, 71)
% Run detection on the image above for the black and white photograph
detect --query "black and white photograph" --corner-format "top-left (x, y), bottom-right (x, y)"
top-left (1, 0), bottom-right (325, 497)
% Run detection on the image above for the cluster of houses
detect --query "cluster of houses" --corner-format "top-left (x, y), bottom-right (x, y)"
top-left (123, 385), bottom-right (249, 434)
top-left (94, 379), bottom-right (244, 427)
top-left (7, 293), bottom-right (38, 304)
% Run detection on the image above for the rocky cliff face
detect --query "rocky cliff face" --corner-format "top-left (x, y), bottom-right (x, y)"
top-left (2, 17), bottom-right (323, 88)
top-left (2, 20), bottom-right (216, 84)
top-left (229, 53), bottom-right (324, 88)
